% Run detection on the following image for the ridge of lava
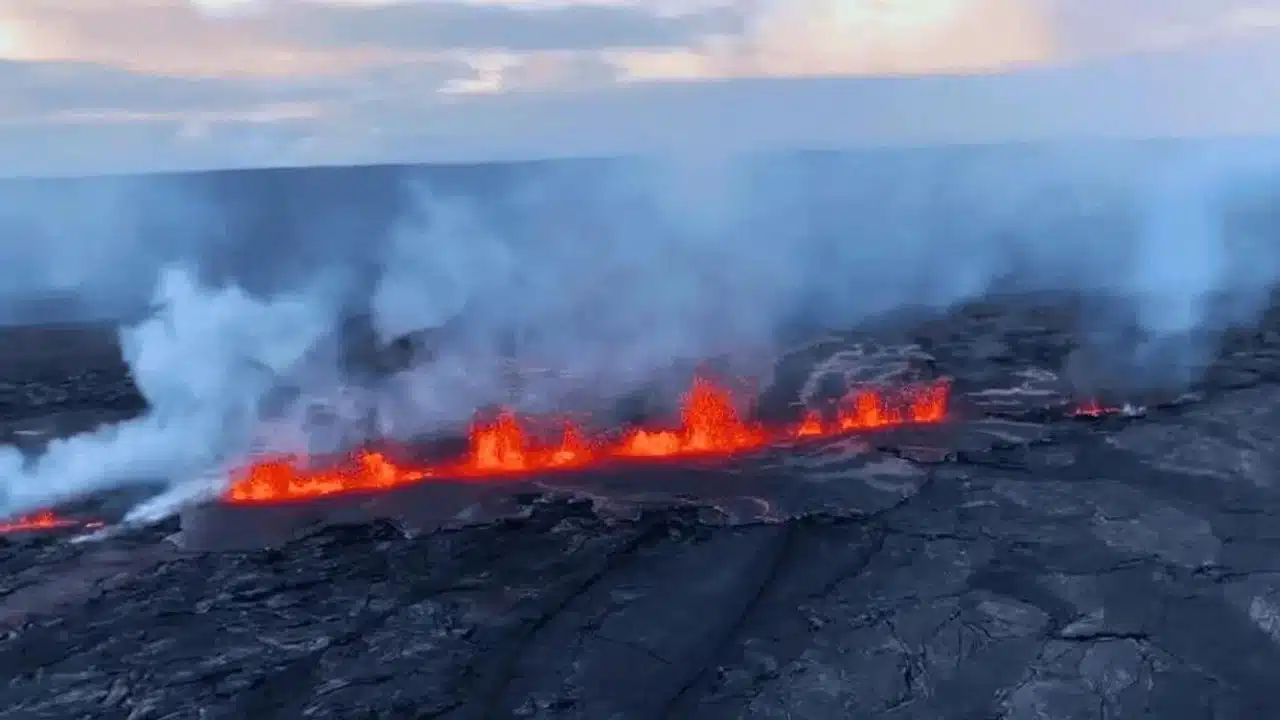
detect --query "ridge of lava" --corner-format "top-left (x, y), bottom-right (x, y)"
top-left (225, 377), bottom-right (951, 505)
top-left (0, 510), bottom-right (92, 535)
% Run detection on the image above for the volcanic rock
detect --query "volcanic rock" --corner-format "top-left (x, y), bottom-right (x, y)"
top-left (8, 292), bottom-right (1280, 719)
top-left (759, 334), bottom-right (937, 423)
top-left (0, 321), bottom-right (144, 430)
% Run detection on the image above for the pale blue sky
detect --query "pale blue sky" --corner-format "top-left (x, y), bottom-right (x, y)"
top-left (3, 0), bottom-right (1280, 175)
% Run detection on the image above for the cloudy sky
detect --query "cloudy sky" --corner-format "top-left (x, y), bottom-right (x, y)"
top-left (3, 0), bottom-right (1280, 174)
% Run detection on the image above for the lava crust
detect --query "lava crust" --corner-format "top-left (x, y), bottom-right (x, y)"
top-left (7, 294), bottom-right (1280, 719)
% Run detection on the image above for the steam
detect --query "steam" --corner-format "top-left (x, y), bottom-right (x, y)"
top-left (370, 186), bottom-right (513, 344)
top-left (1127, 146), bottom-right (1280, 382)
top-left (2, 137), bottom-right (1280, 518)
top-left (0, 177), bottom-right (216, 324)
top-left (0, 267), bottom-right (337, 513)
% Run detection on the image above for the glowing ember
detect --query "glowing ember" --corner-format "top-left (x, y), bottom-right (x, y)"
top-left (1072, 399), bottom-right (1107, 417)
top-left (0, 510), bottom-right (79, 534)
top-left (1071, 399), bottom-right (1143, 418)
top-left (225, 377), bottom-right (951, 504)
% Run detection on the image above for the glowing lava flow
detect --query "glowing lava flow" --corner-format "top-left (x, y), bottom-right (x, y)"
top-left (225, 377), bottom-right (950, 504)
top-left (1072, 399), bottom-right (1113, 417)
top-left (1072, 399), bottom-right (1142, 419)
top-left (0, 510), bottom-right (79, 534)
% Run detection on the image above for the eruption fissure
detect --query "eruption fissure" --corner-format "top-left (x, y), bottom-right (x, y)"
top-left (0, 510), bottom-right (90, 535)
top-left (5, 141), bottom-right (1277, 520)
top-left (225, 377), bottom-right (950, 504)
top-left (1071, 398), bottom-right (1143, 418)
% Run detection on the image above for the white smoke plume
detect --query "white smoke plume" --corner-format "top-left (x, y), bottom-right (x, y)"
top-left (2, 136), bottom-right (1280, 517)
top-left (0, 265), bottom-right (339, 514)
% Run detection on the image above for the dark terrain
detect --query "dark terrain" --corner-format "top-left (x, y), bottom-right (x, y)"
top-left (0, 322), bottom-right (144, 451)
top-left (4, 294), bottom-right (1280, 719)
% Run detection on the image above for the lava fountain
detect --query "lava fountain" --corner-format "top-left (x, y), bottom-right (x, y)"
top-left (225, 377), bottom-right (950, 505)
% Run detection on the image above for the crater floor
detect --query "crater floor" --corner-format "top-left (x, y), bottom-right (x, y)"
top-left (6, 297), bottom-right (1280, 719)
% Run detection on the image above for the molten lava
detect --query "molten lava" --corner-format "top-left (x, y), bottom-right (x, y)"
top-left (1073, 399), bottom-right (1112, 417)
top-left (1072, 399), bottom-right (1139, 418)
top-left (226, 377), bottom-right (950, 504)
top-left (0, 510), bottom-right (79, 534)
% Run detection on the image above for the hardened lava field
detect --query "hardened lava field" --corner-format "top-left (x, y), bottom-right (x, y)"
top-left (7, 295), bottom-right (1280, 720)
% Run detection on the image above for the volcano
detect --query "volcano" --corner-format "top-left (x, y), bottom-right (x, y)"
top-left (9, 290), bottom-right (1280, 719)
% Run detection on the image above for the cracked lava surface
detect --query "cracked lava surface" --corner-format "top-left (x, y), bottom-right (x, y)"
top-left (7, 293), bottom-right (1280, 719)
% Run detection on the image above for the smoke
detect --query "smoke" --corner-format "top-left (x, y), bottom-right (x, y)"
top-left (370, 185), bottom-right (514, 344)
top-left (3, 137), bottom-right (1280, 517)
top-left (361, 141), bottom-right (1280, 441)
top-left (0, 177), bottom-right (217, 323)
top-left (0, 266), bottom-right (339, 513)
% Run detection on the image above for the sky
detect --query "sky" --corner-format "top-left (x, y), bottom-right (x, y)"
top-left (3, 0), bottom-right (1280, 175)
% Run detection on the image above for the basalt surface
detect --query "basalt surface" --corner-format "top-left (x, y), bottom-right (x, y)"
top-left (6, 296), bottom-right (1280, 719)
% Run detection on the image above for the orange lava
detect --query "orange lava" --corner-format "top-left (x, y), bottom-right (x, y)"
top-left (0, 510), bottom-right (80, 534)
top-left (1072, 399), bottom-right (1119, 417)
top-left (225, 377), bottom-right (950, 505)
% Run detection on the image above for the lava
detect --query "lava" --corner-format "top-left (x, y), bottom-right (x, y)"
top-left (0, 510), bottom-right (80, 535)
top-left (225, 377), bottom-right (950, 505)
top-left (1071, 399), bottom-right (1142, 418)
top-left (1071, 399), bottom-right (1109, 417)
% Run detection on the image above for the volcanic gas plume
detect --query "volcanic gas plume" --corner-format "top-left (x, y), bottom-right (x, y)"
top-left (226, 377), bottom-right (950, 504)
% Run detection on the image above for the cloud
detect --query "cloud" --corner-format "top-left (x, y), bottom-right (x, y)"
top-left (457, 51), bottom-right (621, 93)
top-left (1046, 0), bottom-right (1280, 56)
top-left (269, 1), bottom-right (741, 53)
top-left (0, 42), bottom-right (484, 123)
top-left (612, 0), bottom-right (1056, 79)
top-left (2, 0), bottom-right (1280, 176)
top-left (8, 0), bottom-right (1280, 81)
top-left (0, 59), bottom-right (297, 119)
top-left (0, 1), bottom-right (348, 77)
top-left (0, 0), bottom-right (736, 77)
